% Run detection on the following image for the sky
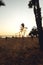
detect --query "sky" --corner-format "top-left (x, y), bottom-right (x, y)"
top-left (0, 0), bottom-right (43, 36)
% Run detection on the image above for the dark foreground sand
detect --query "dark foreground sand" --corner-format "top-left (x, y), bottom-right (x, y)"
top-left (0, 37), bottom-right (43, 65)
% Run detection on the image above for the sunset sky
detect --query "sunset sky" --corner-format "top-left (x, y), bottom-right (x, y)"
top-left (0, 0), bottom-right (43, 36)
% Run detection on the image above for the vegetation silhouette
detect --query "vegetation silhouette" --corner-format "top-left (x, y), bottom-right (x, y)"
top-left (28, 0), bottom-right (43, 50)
top-left (20, 23), bottom-right (28, 37)
top-left (15, 23), bottom-right (28, 37)
top-left (29, 27), bottom-right (38, 38)
top-left (0, 0), bottom-right (5, 6)
top-left (20, 23), bottom-right (25, 32)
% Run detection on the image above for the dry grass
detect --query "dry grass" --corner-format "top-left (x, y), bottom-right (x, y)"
top-left (0, 37), bottom-right (43, 65)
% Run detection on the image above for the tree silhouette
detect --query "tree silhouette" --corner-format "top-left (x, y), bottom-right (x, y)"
top-left (29, 27), bottom-right (38, 37)
top-left (20, 23), bottom-right (24, 31)
top-left (20, 23), bottom-right (25, 37)
top-left (19, 23), bottom-right (28, 37)
top-left (0, 0), bottom-right (5, 6)
top-left (28, 0), bottom-right (43, 50)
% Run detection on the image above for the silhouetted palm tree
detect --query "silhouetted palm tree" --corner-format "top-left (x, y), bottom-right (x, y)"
top-left (28, 0), bottom-right (43, 50)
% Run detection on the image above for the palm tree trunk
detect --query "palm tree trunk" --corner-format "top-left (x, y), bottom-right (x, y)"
top-left (34, 0), bottom-right (43, 50)
top-left (28, 0), bottom-right (43, 50)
